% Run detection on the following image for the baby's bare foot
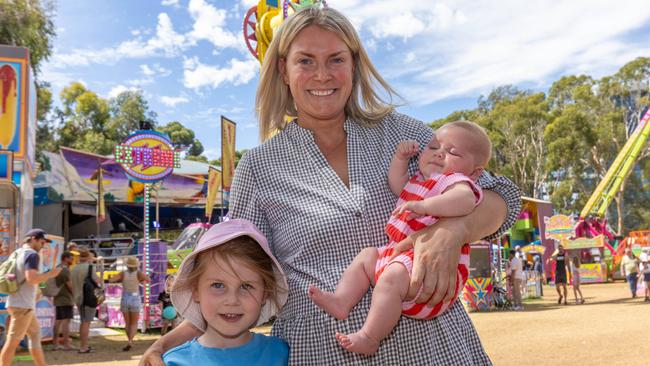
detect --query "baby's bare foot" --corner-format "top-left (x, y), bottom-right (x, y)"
top-left (335, 331), bottom-right (380, 355)
top-left (307, 284), bottom-right (350, 320)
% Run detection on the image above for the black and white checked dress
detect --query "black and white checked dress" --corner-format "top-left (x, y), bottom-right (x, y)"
top-left (229, 112), bottom-right (521, 365)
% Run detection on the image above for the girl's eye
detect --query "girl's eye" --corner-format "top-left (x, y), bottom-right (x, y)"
top-left (429, 145), bottom-right (439, 150)
top-left (449, 150), bottom-right (461, 156)
top-left (240, 283), bottom-right (254, 290)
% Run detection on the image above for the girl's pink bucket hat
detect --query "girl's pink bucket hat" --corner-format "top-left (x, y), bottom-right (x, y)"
top-left (171, 219), bottom-right (288, 331)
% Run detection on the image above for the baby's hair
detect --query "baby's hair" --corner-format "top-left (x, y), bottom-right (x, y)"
top-left (173, 236), bottom-right (286, 318)
top-left (439, 120), bottom-right (492, 165)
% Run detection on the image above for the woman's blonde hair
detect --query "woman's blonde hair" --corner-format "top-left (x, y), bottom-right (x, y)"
top-left (256, 6), bottom-right (399, 140)
top-left (172, 236), bottom-right (286, 317)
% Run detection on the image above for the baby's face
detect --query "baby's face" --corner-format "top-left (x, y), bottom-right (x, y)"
top-left (419, 126), bottom-right (480, 178)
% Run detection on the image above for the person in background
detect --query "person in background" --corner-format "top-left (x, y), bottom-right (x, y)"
top-left (620, 248), bottom-right (640, 299)
top-left (53, 251), bottom-right (76, 351)
top-left (570, 256), bottom-right (585, 304)
top-left (0, 229), bottom-right (61, 366)
top-left (71, 248), bottom-right (99, 353)
top-left (158, 275), bottom-right (177, 336)
top-left (533, 255), bottom-right (545, 296)
top-left (109, 256), bottom-right (150, 351)
top-left (550, 245), bottom-right (569, 305)
top-left (641, 258), bottom-right (650, 302)
top-left (508, 249), bottom-right (524, 310)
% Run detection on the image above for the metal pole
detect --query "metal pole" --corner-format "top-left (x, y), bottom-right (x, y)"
top-left (142, 183), bottom-right (151, 333)
top-left (155, 183), bottom-right (160, 240)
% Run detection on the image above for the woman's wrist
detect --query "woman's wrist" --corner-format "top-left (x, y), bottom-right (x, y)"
top-left (431, 217), bottom-right (469, 248)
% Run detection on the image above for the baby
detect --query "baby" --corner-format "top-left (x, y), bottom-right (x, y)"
top-left (309, 120), bottom-right (491, 355)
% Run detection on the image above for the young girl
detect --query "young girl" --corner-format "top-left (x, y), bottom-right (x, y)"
top-left (158, 275), bottom-right (178, 336)
top-left (570, 256), bottom-right (585, 304)
top-left (641, 259), bottom-right (650, 302)
top-left (163, 219), bottom-right (289, 366)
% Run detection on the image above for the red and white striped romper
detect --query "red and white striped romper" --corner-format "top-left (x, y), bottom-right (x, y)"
top-left (375, 171), bottom-right (483, 319)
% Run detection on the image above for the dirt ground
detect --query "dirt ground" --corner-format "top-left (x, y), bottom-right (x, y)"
top-left (12, 282), bottom-right (649, 365)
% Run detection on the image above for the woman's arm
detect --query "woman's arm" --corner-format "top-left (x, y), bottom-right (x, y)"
top-left (397, 190), bottom-right (508, 306)
top-left (138, 320), bottom-right (202, 366)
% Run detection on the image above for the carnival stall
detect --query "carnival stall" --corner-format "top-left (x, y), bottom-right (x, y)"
top-left (463, 241), bottom-right (495, 312)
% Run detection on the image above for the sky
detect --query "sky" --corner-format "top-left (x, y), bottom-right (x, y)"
top-left (42, 0), bottom-right (650, 161)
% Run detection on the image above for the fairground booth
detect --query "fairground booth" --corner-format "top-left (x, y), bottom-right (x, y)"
top-left (546, 214), bottom-right (608, 284)
top-left (0, 45), bottom-right (61, 341)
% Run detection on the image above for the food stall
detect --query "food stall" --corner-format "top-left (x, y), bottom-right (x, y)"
top-left (563, 235), bottom-right (608, 283)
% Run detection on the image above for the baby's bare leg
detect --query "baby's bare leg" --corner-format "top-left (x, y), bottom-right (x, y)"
top-left (309, 247), bottom-right (378, 320)
top-left (336, 263), bottom-right (410, 355)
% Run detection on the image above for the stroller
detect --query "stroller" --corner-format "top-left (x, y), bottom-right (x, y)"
top-left (492, 285), bottom-right (513, 310)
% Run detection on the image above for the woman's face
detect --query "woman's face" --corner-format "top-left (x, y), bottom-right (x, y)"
top-left (280, 25), bottom-right (354, 126)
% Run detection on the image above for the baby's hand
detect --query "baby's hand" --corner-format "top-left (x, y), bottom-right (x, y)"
top-left (395, 140), bottom-right (420, 161)
top-left (392, 202), bottom-right (423, 220)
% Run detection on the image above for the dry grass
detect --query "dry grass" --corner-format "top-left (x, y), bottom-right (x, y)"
top-left (14, 282), bottom-right (647, 365)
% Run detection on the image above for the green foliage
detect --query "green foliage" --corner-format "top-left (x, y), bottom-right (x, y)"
top-left (0, 0), bottom-right (55, 75)
top-left (157, 121), bottom-right (204, 157)
top-left (431, 60), bottom-right (650, 234)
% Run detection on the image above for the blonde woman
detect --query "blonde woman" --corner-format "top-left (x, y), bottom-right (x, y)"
top-left (142, 5), bottom-right (520, 365)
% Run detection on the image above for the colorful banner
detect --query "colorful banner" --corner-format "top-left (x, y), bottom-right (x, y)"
top-left (563, 235), bottom-right (605, 250)
top-left (463, 277), bottom-right (493, 312)
top-left (205, 167), bottom-right (221, 220)
top-left (36, 148), bottom-right (213, 205)
top-left (544, 214), bottom-right (574, 241)
top-left (578, 263), bottom-right (607, 284)
top-left (221, 116), bottom-right (236, 192)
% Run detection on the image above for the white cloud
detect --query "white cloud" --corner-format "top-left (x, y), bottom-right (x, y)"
top-left (160, 95), bottom-right (190, 107)
top-left (187, 0), bottom-right (240, 49)
top-left (108, 85), bottom-right (139, 99)
top-left (49, 13), bottom-right (188, 67)
top-left (328, 0), bottom-right (650, 105)
top-left (183, 57), bottom-right (258, 89)
top-left (162, 0), bottom-right (180, 7)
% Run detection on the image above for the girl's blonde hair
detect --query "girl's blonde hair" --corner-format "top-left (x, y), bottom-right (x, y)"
top-left (173, 236), bottom-right (286, 317)
top-left (256, 6), bottom-right (399, 140)
top-left (572, 256), bottom-right (581, 268)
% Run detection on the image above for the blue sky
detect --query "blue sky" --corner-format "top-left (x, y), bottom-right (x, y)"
top-left (42, 0), bottom-right (650, 161)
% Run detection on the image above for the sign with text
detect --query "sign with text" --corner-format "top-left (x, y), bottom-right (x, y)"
top-left (115, 130), bottom-right (180, 183)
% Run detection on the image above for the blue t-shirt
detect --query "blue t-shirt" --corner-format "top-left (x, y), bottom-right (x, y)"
top-left (163, 333), bottom-right (289, 366)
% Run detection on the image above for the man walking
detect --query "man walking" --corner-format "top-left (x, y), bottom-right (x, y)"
top-left (620, 248), bottom-right (640, 298)
top-left (0, 229), bottom-right (61, 366)
top-left (71, 248), bottom-right (99, 353)
top-left (53, 251), bottom-right (75, 350)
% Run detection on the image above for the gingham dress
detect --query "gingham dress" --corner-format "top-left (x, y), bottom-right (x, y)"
top-left (229, 112), bottom-right (521, 365)
top-left (376, 172), bottom-right (482, 320)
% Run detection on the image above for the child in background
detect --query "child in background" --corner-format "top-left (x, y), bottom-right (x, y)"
top-left (163, 219), bottom-right (289, 366)
top-left (158, 275), bottom-right (177, 335)
top-left (641, 259), bottom-right (650, 302)
top-left (570, 256), bottom-right (585, 304)
top-left (309, 120), bottom-right (490, 355)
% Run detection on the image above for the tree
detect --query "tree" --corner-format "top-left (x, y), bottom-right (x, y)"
top-left (108, 90), bottom-right (157, 142)
top-left (156, 121), bottom-right (204, 157)
top-left (0, 0), bottom-right (55, 75)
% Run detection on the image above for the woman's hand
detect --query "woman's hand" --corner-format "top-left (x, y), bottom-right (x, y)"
top-left (391, 190), bottom-right (507, 306)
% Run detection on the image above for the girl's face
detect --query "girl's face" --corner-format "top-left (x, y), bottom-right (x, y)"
top-left (193, 253), bottom-right (267, 348)
top-left (279, 25), bottom-right (354, 127)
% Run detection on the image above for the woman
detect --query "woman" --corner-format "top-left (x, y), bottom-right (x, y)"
top-left (141, 6), bottom-right (519, 365)
top-left (109, 256), bottom-right (149, 351)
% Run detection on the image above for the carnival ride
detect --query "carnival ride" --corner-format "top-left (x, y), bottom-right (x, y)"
top-left (566, 106), bottom-right (650, 279)
top-left (243, 0), bottom-right (327, 63)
